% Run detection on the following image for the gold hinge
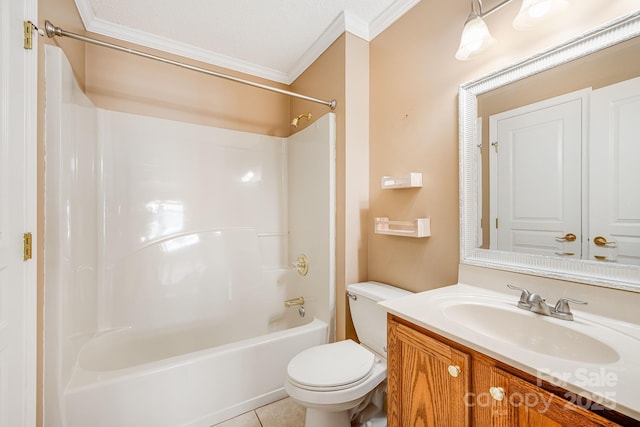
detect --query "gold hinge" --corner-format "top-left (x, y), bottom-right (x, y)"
top-left (23, 232), bottom-right (33, 261)
top-left (24, 21), bottom-right (33, 49)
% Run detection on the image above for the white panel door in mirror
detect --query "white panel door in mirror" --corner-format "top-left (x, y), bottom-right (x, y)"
top-left (489, 93), bottom-right (584, 257)
top-left (590, 76), bottom-right (640, 265)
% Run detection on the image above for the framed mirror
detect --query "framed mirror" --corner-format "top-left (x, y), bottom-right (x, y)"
top-left (459, 11), bottom-right (640, 291)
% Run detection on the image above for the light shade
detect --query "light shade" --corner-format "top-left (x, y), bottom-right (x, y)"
top-left (455, 12), bottom-right (497, 61)
top-left (513, 0), bottom-right (569, 30)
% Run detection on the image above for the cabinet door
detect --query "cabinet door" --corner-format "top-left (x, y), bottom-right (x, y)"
top-left (388, 319), bottom-right (471, 427)
top-left (471, 360), bottom-right (512, 426)
top-left (482, 368), bottom-right (620, 426)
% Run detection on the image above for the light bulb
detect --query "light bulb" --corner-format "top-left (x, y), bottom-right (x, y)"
top-left (455, 13), bottom-right (497, 61)
top-left (513, 0), bottom-right (569, 30)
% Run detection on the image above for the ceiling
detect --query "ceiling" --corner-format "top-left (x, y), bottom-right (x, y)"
top-left (73, 0), bottom-right (421, 84)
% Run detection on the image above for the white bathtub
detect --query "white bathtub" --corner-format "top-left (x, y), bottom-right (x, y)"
top-left (64, 316), bottom-right (328, 427)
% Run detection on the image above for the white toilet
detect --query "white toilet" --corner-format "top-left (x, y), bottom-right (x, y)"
top-left (284, 281), bottom-right (412, 427)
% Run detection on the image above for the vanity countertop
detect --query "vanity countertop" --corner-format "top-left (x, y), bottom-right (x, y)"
top-left (379, 283), bottom-right (640, 420)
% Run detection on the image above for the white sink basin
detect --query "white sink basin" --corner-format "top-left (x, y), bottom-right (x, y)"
top-left (379, 283), bottom-right (640, 420)
top-left (442, 302), bottom-right (620, 364)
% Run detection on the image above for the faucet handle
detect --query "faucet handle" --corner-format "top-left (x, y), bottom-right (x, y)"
top-left (507, 284), bottom-right (532, 308)
top-left (554, 297), bottom-right (588, 313)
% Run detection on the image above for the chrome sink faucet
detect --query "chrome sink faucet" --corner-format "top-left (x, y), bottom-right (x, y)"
top-left (507, 284), bottom-right (588, 321)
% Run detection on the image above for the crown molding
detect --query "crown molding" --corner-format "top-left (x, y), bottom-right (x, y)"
top-left (344, 11), bottom-right (370, 40)
top-left (73, 0), bottom-right (291, 83)
top-left (73, 0), bottom-right (421, 85)
top-left (370, 0), bottom-right (421, 40)
top-left (286, 12), bottom-right (348, 83)
top-left (73, 0), bottom-right (95, 28)
top-left (287, 0), bottom-right (422, 83)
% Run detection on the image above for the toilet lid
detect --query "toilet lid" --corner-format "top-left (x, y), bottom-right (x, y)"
top-left (287, 340), bottom-right (375, 390)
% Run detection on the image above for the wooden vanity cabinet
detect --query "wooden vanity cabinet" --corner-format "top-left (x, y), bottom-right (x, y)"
top-left (473, 361), bottom-right (621, 426)
top-left (387, 315), bottom-right (628, 427)
top-left (387, 316), bottom-right (471, 426)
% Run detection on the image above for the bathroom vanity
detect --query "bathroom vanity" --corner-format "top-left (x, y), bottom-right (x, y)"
top-left (380, 284), bottom-right (640, 427)
top-left (394, 12), bottom-right (640, 426)
top-left (386, 316), bottom-right (628, 426)
top-left (378, 12), bottom-right (640, 427)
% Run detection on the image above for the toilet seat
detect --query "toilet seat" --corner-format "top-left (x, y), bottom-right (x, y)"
top-left (287, 340), bottom-right (376, 391)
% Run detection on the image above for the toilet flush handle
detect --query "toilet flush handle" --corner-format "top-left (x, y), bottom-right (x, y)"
top-left (346, 292), bottom-right (357, 301)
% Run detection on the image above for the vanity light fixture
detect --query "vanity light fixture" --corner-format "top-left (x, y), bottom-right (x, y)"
top-left (455, 0), bottom-right (570, 61)
top-left (455, 0), bottom-right (500, 61)
top-left (513, 0), bottom-right (569, 30)
top-left (455, 3), bottom-right (497, 61)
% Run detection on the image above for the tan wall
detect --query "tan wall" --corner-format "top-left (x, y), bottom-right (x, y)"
top-left (291, 33), bottom-right (371, 341)
top-left (84, 40), bottom-right (290, 136)
top-left (369, 1), bottom-right (463, 292)
top-left (39, 0), bottom-right (86, 86)
top-left (343, 34), bottom-right (370, 341)
top-left (292, 35), bottom-right (346, 340)
top-left (368, 0), bottom-right (640, 293)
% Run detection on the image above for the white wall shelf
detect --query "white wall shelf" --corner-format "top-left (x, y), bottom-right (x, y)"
top-left (375, 217), bottom-right (431, 238)
top-left (381, 172), bottom-right (422, 189)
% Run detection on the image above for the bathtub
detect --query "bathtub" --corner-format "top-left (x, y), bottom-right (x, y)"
top-left (63, 316), bottom-right (328, 427)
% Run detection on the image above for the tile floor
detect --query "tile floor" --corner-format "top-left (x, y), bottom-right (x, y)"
top-left (212, 397), bottom-right (305, 427)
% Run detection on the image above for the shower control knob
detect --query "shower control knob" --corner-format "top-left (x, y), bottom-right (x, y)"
top-left (291, 254), bottom-right (309, 276)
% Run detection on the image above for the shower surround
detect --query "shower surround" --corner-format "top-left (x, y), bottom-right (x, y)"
top-left (44, 46), bottom-right (335, 427)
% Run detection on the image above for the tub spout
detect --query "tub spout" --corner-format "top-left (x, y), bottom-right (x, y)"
top-left (284, 296), bottom-right (305, 308)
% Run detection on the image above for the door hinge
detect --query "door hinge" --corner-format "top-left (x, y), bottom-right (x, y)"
top-left (495, 218), bottom-right (499, 229)
top-left (24, 21), bottom-right (33, 49)
top-left (23, 232), bottom-right (33, 261)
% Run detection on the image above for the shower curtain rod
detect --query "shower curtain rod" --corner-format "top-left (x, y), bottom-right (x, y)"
top-left (39, 20), bottom-right (337, 110)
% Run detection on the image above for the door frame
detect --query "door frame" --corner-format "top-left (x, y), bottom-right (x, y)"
top-left (2, 0), bottom-right (39, 424)
top-left (24, 0), bottom-right (38, 421)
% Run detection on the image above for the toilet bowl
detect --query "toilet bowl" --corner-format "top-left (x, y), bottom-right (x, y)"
top-left (284, 281), bottom-right (412, 427)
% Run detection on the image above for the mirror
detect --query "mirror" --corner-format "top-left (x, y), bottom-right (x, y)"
top-left (459, 11), bottom-right (640, 291)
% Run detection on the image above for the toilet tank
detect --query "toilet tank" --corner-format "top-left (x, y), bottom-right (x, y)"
top-left (347, 281), bottom-right (412, 358)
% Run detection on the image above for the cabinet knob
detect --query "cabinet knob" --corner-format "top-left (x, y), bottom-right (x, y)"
top-left (489, 386), bottom-right (505, 401)
top-left (447, 365), bottom-right (461, 378)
